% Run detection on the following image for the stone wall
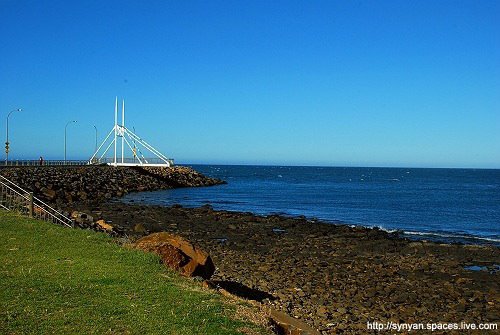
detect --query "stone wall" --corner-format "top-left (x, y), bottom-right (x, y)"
top-left (0, 165), bottom-right (225, 206)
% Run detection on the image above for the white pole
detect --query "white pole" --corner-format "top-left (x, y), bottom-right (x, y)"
top-left (121, 99), bottom-right (125, 164)
top-left (114, 97), bottom-right (117, 166)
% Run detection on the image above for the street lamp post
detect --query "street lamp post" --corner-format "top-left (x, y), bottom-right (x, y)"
top-left (133, 126), bottom-right (136, 163)
top-left (5, 108), bottom-right (22, 165)
top-left (64, 120), bottom-right (77, 164)
top-left (93, 125), bottom-right (98, 154)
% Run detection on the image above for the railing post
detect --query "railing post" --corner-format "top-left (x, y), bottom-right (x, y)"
top-left (28, 192), bottom-right (34, 217)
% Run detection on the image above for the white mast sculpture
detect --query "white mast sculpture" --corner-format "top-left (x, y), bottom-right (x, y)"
top-left (88, 97), bottom-right (173, 167)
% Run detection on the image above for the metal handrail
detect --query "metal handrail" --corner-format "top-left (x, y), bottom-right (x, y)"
top-left (0, 158), bottom-right (175, 167)
top-left (0, 160), bottom-right (89, 167)
top-left (0, 175), bottom-right (73, 227)
top-left (90, 157), bottom-right (175, 166)
top-left (0, 175), bottom-right (28, 199)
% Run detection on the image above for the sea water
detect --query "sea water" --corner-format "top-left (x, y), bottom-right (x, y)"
top-left (121, 165), bottom-right (500, 245)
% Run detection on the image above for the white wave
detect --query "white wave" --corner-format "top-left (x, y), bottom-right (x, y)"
top-left (364, 224), bottom-right (500, 244)
top-left (402, 230), bottom-right (500, 243)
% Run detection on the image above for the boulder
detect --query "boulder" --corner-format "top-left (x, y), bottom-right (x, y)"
top-left (133, 232), bottom-right (215, 279)
top-left (96, 219), bottom-right (114, 232)
top-left (268, 309), bottom-right (321, 335)
top-left (71, 211), bottom-right (93, 223)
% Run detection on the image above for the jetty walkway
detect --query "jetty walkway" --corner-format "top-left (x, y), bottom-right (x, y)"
top-left (0, 158), bottom-right (174, 167)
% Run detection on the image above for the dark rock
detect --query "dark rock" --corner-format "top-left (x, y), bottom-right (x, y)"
top-left (133, 223), bottom-right (147, 234)
top-left (41, 187), bottom-right (56, 200)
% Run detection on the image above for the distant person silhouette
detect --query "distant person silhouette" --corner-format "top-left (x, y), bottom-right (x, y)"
top-left (39, 156), bottom-right (44, 166)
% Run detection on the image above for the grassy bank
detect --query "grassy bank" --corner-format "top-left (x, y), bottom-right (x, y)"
top-left (0, 211), bottom-right (267, 335)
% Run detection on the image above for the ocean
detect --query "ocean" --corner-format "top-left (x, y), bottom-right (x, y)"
top-left (121, 165), bottom-right (500, 246)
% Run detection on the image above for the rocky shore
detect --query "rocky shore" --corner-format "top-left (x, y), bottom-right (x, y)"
top-left (2, 165), bottom-right (498, 334)
top-left (74, 202), bottom-right (499, 334)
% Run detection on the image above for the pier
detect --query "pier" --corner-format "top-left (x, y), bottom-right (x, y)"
top-left (1, 98), bottom-right (174, 168)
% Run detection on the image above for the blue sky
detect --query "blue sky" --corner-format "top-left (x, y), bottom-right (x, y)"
top-left (0, 0), bottom-right (499, 168)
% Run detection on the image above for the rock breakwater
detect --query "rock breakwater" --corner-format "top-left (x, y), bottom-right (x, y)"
top-left (0, 165), bottom-right (225, 206)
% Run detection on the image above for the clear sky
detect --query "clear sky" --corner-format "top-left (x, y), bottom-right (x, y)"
top-left (0, 0), bottom-right (499, 168)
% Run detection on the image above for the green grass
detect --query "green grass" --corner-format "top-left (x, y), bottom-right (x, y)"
top-left (0, 211), bottom-right (266, 335)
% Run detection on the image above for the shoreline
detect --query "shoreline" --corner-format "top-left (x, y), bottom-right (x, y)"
top-left (121, 194), bottom-right (500, 247)
top-left (74, 201), bottom-right (500, 334)
top-left (120, 164), bottom-right (500, 248)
